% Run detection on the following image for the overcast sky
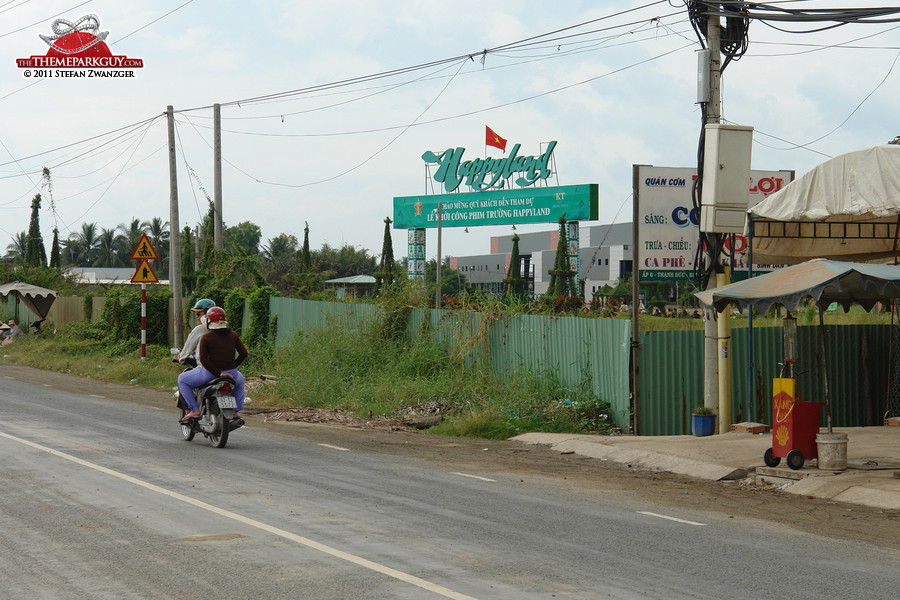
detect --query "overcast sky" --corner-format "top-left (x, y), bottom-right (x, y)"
top-left (0, 1), bottom-right (897, 263)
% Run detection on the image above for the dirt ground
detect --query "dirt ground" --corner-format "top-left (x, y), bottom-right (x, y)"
top-left (7, 365), bottom-right (899, 550)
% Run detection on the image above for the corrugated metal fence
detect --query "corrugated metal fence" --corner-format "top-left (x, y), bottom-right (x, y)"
top-left (271, 297), bottom-right (634, 430)
top-left (638, 325), bottom-right (891, 435)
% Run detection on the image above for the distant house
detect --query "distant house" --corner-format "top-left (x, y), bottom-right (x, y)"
top-left (325, 275), bottom-right (376, 299)
top-left (65, 267), bottom-right (169, 285)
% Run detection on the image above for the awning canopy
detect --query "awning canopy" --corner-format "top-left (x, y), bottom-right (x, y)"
top-left (695, 259), bottom-right (900, 314)
top-left (0, 281), bottom-right (58, 321)
top-left (749, 145), bottom-right (900, 264)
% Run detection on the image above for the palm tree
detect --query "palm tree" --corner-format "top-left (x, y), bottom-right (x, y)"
top-left (94, 227), bottom-right (125, 267)
top-left (145, 216), bottom-right (169, 274)
top-left (6, 231), bottom-right (26, 257)
top-left (261, 234), bottom-right (299, 291)
top-left (146, 216), bottom-right (169, 254)
top-left (118, 218), bottom-right (148, 256)
top-left (69, 222), bottom-right (99, 266)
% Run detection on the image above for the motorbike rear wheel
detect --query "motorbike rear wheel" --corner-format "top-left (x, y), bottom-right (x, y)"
top-left (208, 403), bottom-right (229, 448)
top-left (180, 410), bottom-right (195, 441)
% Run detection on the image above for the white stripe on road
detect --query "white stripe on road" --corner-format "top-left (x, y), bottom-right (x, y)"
top-left (638, 511), bottom-right (706, 526)
top-left (89, 394), bottom-right (106, 399)
top-left (0, 430), bottom-right (478, 600)
top-left (453, 472), bottom-right (496, 482)
top-left (318, 443), bottom-right (350, 452)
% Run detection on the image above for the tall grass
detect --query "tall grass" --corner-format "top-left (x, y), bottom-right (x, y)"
top-left (0, 320), bottom-right (182, 390)
top-left (252, 314), bottom-right (616, 439)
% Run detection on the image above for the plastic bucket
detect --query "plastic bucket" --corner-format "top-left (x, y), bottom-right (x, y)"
top-left (815, 432), bottom-right (848, 471)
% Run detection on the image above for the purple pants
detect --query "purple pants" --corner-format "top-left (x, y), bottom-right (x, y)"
top-left (177, 367), bottom-right (245, 412)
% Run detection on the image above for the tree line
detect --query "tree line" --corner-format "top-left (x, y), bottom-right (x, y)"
top-left (2, 189), bottom-right (406, 301)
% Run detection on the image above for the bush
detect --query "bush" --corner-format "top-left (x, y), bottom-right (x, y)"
top-left (246, 284), bottom-right (279, 348)
top-left (224, 288), bottom-right (247, 335)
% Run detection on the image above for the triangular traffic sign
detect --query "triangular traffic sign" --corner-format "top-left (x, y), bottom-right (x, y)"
top-left (130, 233), bottom-right (159, 260)
top-left (131, 259), bottom-right (159, 283)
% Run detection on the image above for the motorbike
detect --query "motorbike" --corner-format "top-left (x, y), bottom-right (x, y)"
top-left (176, 375), bottom-right (244, 448)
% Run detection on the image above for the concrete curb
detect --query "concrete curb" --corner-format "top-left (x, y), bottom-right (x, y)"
top-left (514, 433), bottom-right (747, 481)
top-left (512, 431), bottom-right (900, 511)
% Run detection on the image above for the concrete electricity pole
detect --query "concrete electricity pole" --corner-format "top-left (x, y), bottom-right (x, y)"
top-left (701, 2), bottom-right (734, 433)
top-left (703, 6), bottom-right (722, 419)
top-left (213, 103), bottom-right (224, 250)
top-left (167, 105), bottom-right (184, 347)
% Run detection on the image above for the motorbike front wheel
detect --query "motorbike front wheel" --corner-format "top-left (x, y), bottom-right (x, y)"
top-left (208, 403), bottom-right (229, 449)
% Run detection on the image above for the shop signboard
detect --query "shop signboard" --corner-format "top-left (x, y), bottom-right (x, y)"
top-left (635, 166), bottom-right (793, 281)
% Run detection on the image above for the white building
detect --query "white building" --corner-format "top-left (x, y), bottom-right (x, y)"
top-left (450, 223), bottom-right (633, 301)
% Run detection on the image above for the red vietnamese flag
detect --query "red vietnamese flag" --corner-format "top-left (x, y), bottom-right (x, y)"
top-left (485, 126), bottom-right (507, 153)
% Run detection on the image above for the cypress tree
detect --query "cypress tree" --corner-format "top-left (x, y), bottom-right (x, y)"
top-left (300, 221), bottom-right (311, 272)
top-left (374, 217), bottom-right (396, 292)
top-left (49, 228), bottom-right (60, 268)
top-left (181, 225), bottom-right (196, 294)
top-left (546, 214), bottom-right (576, 298)
top-left (25, 194), bottom-right (47, 268)
top-left (503, 233), bottom-right (525, 296)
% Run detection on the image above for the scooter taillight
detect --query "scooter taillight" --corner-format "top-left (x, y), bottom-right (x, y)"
top-left (221, 382), bottom-right (231, 393)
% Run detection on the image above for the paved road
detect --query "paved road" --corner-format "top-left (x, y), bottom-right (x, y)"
top-left (0, 369), bottom-right (897, 599)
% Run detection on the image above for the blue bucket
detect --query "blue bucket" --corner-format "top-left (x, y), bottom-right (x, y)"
top-left (691, 414), bottom-right (716, 437)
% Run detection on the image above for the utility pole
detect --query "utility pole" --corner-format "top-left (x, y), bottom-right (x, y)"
top-left (167, 105), bottom-right (184, 347)
top-left (213, 103), bottom-right (224, 250)
top-left (701, 3), bottom-right (734, 433)
top-left (703, 5), bottom-right (722, 421)
top-left (435, 202), bottom-right (442, 308)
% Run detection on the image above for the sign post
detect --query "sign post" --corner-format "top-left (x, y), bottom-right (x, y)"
top-left (130, 234), bottom-right (159, 359)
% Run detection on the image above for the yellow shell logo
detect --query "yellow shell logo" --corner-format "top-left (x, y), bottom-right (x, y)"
top-left (775, 425), bottom-right (789, 447)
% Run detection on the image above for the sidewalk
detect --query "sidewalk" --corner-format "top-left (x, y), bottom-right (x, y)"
top-left (513, 426), bottom-right (900, 511)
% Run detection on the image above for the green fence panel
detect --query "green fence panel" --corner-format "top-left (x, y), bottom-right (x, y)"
top-left (639, 324), bottom-right (892, 436)
top-left (488, 315), bottom-right (632, 430)
top-left (636, 329), bottom-right (704, 436)
top-left (271, 297), bottom-right (377, 344)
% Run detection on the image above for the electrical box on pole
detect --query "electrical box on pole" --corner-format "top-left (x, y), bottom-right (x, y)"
top-left (700, 123), bottom-right (753, 234)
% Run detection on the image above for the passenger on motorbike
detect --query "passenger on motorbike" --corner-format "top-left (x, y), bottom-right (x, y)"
top-left (172, 298), bottom-right (216, 368)
top-left (178, 307), bottom-right (248, 423)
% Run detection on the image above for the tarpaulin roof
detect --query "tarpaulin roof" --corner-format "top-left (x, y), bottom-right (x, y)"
top-left (0, 281), bottom-right (58, 321)
top-left (695, 259), bottom-right (900, 314)
top-left (748, 145), bottom-right (900, 264)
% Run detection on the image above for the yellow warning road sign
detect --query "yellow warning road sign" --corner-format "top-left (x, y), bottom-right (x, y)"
top-left (130, 233), bottom-right (159, 260)
top-left (131, 259), bottom-right (159, 283)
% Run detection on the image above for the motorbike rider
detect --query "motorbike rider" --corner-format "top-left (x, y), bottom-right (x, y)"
top-left (173, 298), bottom-right (216, 368)
top-left (178, 307), bottom-right (248, 423)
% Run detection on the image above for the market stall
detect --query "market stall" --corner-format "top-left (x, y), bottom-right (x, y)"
top-left (0, 281), bottom-right (58, 330)
top-left (697, 259), bottom-right (900, 469)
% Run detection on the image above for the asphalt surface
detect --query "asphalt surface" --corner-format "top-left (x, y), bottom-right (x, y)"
top-left (1, 363), bottom-right (898, 599)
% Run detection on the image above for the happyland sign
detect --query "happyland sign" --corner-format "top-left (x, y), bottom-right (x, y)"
top-left (422, 141), bottom-right (557, 193)
top-left (395, 141), bottom-right (598, 228)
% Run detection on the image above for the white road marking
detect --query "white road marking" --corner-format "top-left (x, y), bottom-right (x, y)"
top-left (638, 511), bottom-right (706, 526)
top-left (0, 430), bottom-right (477, 600)
top-left (453, 472), bottom-right (496, 482)
top-left (318, 443), bottom-right (350, 452)
top-left (88, 394), bottom-right (106, 399)
top-left (42, 384), bottom-right (52, 387)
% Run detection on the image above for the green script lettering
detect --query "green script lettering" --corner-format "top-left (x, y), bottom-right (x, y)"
top-left (422, 141), bottom-right (557, 193)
